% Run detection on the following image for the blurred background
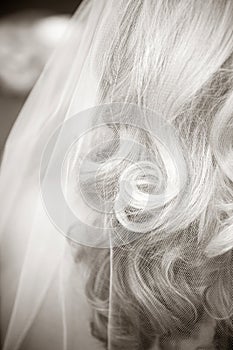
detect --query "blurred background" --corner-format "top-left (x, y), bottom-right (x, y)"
top-left (0, 0), bottom-right (83, 155)
top-left (1, 0), bottom-right (81, 16)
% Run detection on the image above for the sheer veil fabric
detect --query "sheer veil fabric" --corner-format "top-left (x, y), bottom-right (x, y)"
top-left (0, 1), bottom-right (108, 349)
top-left (1, 1), bottom-right (233, 350)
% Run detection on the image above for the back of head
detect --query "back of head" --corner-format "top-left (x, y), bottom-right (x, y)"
top-left (83, 1), bottom-right (233, 349)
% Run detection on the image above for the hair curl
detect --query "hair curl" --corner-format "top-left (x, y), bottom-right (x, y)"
top-left (75, 0), bottom-right (233, 348)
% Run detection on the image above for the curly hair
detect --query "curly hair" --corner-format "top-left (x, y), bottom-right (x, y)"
top-left (74, 0), bottom-right (233, 348)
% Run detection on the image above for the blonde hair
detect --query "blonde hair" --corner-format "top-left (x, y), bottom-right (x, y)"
top-left (77, 0), bottom-right (233, 348)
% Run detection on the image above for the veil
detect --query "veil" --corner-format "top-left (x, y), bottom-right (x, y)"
top-left (1, 1), bottom-right (233, 349)
top-left (0, 1), bottom-right (107, 349)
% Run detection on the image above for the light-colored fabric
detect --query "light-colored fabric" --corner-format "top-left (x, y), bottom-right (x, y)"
top-left (0, 1), bottom-right (106, 349)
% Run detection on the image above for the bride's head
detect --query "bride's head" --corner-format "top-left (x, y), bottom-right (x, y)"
top-left (68, 0), bottom-right (233, 348)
